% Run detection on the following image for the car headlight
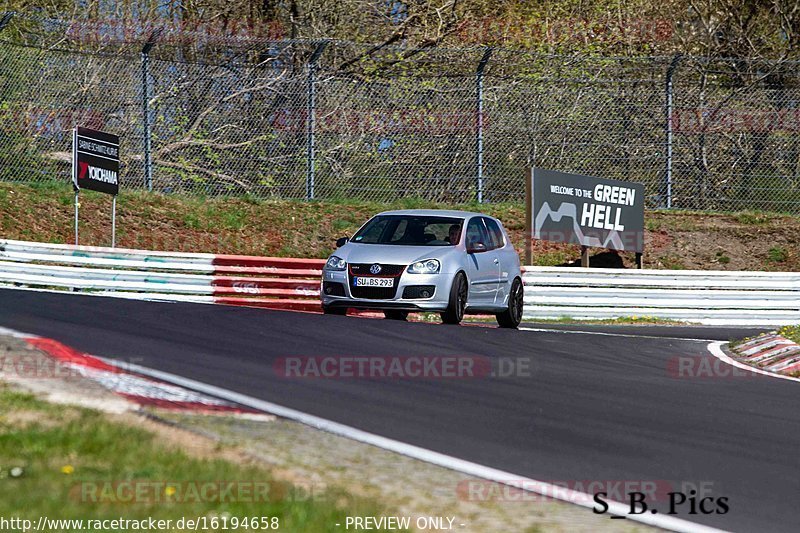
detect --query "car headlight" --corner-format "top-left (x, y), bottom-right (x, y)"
top-left (408, 259), bottom-right (440, 274)
top-left (325, 255), bottom-right (347, 271)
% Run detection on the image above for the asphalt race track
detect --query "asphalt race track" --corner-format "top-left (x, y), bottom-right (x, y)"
top-left (1, 288), bottom-right (798, 532)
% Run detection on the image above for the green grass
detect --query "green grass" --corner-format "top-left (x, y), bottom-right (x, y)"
top-left (731, 326), bottom-right (799, 350)
top-left (332, 217), bottom-right (356, 234)
top-left (767, 247), bottom-right (788, 263)
top-left (452, 314), bottom-right (688, 325)
top-left (779, 325), bottom-right (800, 344)
top-left (523, 315), bottom-right (689, 325)
top-left (2, 181), bottom-right (800, 271)
top-left (0, 386), bottom-right (400, 532)
top-left (658, 254), bottom-right (687, 270)
top-left (183, 212), bottom-right (202, 229)
top-left (735, 211), bottom-right (774, 225)
top-left (528, 251), bottom-right (573, 266)
top-left (645, 219), bottom-right (662, 231)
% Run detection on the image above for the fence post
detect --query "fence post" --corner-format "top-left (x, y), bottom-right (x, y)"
top-left (664, 54), bottom-right (682, 209)
top-left (476, 47), bottom-right (493, 204)
top-left (141, 31), bottom-right (160, 192)
top-left (0, 12), bottom-right (15, 32)
top-left (306, 41), bottom-right (329, 200)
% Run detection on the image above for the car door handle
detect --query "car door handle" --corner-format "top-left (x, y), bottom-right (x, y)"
top-left (493, 258), bottom-right (499, 264)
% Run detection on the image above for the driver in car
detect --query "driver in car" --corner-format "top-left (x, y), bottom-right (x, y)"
top-left (447, 224), bottom-right (461, 244)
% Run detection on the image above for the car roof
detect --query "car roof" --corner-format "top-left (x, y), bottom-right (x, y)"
top-left (374, 209), bottom-right (491, 219)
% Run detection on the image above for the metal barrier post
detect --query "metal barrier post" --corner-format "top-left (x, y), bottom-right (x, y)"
top-left (664, 54), bottom-right (682, 209)
top-left (141, 31), bottom-right (160, 192)
top-left (476, 47), bottom-right (493, 204)
top-left (306, 41), bottom-right (329, 200)
top-left (0, 12), bottom-right (15, 32)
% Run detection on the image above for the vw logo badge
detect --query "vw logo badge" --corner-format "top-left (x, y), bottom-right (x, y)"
top-left (369, 264), bottom-right (382, 274)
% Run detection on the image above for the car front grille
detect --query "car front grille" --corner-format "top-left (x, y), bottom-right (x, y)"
top-left (350, 286), bottom-right (399, 299)
top-left (348, 263), bottom-right (405, 300)
top-left (349, 263), bottom-right (406, 276)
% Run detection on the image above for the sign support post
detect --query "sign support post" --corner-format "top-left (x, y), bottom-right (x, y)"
top-left (111, 196), bottom-right (117, 248)
top-left (525, 168), bottom-right (533, 265)
top-left (74, 191), bottom-right (79, 246)
top-left (580, 246), bottom-right (589, 267)
top-left (72, 127), bottom-right (79, 245)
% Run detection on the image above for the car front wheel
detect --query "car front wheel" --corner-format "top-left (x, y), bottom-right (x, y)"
top-left (441, 272), bottom-right (467, 325)
top-left (496, 277), bottom-right (523, 329)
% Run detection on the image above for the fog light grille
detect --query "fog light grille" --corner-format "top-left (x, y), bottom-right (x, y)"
top-left (402, 285), bottom-right (436, 299)
top-left (323, 281), bottom-right (346, 296)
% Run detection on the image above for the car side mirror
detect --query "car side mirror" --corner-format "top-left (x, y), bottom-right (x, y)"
top-left (467, 242), bottom-right (487, 254)
top-left (335, 236), bottom-right (349, 247)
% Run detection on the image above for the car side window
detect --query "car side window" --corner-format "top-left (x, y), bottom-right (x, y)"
top-left (465, 218), bottom-right (489, 249)
top-left (480, 218), bottom-right (498, 250)
top-left (483, 218), bottom-right (505, 249)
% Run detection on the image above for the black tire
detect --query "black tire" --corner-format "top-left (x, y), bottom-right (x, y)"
top-left (322, 305), bottom-right (347, 316)
top-left (384, 310), bottom-right (409, 321)
top-left (496, 277), bottom-right (523, 329)
top-left (441, 272), bottom-right (467, 325)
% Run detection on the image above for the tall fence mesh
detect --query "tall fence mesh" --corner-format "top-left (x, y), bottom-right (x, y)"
top-left (1, 14), bottom-right (800, 212)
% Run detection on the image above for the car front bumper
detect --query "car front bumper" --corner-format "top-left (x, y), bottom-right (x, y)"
top-left (320, 269), bottom-right (453, 311)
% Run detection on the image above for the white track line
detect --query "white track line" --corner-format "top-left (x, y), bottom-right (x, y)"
top-left (0, 326), bottom-right (33, 338)
top-left (706, 341), bottom-right (800, 384)
top-left (520, 326), bottom-right (719, 342)
top-left (97, 356), bottom-right (726, 533)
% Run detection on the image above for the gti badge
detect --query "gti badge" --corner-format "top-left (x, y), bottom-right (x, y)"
top-left (369, 264), bottom-right (382, 274)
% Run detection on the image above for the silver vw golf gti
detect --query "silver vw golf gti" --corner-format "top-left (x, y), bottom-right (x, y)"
top-left (321, 210), bottom-right (524, 328)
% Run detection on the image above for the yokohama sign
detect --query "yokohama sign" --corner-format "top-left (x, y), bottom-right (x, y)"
top-left (72, 126), bottom-right (120, 195)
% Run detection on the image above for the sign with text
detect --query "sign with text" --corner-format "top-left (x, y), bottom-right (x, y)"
top-left (527, 168), bottom-right (644, 253)
top-left (72, 127), bottom-right (120, 195)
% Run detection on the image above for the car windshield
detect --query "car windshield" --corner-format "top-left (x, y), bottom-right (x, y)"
top-left (352, 215), bottom-right (464, 246)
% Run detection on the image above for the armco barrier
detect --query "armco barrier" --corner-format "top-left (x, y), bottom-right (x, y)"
top-left (1, 239), bottom-right (798, 325)
top-left (0, 239), bottom-right (324, 312)
top-left (522, 266), bottom-right (800, 325)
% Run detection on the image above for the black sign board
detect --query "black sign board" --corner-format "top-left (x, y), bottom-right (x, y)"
top-left (526, 168), bottom-right (645, 253)
top-left (72, 127), bottom-right (120, 196)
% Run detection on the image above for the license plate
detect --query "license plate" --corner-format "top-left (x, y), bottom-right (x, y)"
top-left (354, 277), bottom-right (393, 288)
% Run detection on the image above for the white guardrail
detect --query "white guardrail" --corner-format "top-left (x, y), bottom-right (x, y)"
top-left (522, 266), bottom-right (800, 325)
top-left (0, 239), bottom-right (325, 312)
top-left (0, 239), bottom-right (798, 325)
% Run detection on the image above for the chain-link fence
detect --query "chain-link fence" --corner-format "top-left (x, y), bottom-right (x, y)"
top-left (1, 13), bottom-right (800, 212)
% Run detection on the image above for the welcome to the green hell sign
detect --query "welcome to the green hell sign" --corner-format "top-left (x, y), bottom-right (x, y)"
top-left (527, 168), bottom-right (645, 253)
top-left (550, 183), bottom-right (638, 232)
